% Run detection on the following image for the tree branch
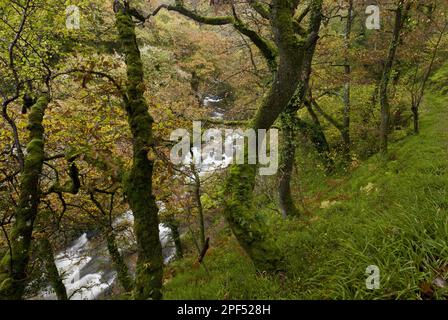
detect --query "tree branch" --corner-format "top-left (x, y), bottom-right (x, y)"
top-left (306, 98), bottom-right (344, 132)
top-left (151, 4), bottom-right (278, 71)
top-left (248, 1), bottom-right (271, 20)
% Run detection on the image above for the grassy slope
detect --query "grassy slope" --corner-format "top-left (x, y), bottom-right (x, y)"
top-left (163, 93), bottom-right (448, 300)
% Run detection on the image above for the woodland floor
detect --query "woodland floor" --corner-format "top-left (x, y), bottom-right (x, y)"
top-left (162, 92), bottom-right (448, 300)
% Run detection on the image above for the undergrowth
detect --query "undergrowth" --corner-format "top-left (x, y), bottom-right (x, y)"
top-left (163, 93), bottom-right (448, 300)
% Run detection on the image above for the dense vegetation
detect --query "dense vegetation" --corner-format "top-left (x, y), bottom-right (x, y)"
top-left (0, 0), bottom-right (447, 300)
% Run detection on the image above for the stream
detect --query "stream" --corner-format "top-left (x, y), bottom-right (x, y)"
top-left (34, 95), bottom-right (231, 300)
top-left (37, 211), bottom-right (176, 300)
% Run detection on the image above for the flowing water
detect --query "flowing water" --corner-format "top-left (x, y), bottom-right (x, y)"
top-left (36, 212), bottom-right (175, 300)
top-left (36, 94), bottom-right (231, 300)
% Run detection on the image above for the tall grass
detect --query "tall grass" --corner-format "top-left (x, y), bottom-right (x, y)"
top-left (163, 93), bottom-right (448, 300)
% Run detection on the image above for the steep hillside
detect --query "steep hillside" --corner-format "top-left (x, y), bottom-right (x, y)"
top-left (164, 93), bottom-right (448, 300)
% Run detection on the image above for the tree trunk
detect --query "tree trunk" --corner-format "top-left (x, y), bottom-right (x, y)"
top-left (105, 231), bottom-right (133, 293)
top-left (223, 0), bottom-right (323, 272)
top-left (277, 1), bottom-right (323, 219)
top-left (0, 95), bottom-right (49, 299)
top-left (190, 71), bottom-right (203, 107)
top-left (38, 238), bottom-right (68, 300)
top-left (278, 109), bottom-right (300, 218)
top-left (304, 104), bottom-right (334, 172)
top-left (114, 5), bottom-right (163, 300)
top-left (379, 1), bottom-right (408, 154)
top-left (342, 0), bottom-right (353, 164)
top-left (341, 128), bottom-right (350, 163)
top-left (190, 162), bottom-right (206, 248)
top-left (412, 106), bottom-right (419, 134)
top-left (411, 21), bottom-right (447, 135)
top-left (195, 180), bottom-right (206, 248)
top-left (166, 218), bottom-right (183, 259)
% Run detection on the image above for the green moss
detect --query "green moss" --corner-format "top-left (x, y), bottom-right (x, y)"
top-left (164, 92), bottom-right (448, 299)
top-left (224, 163), bottom-right (285, 272)
top-left (0, 278), bottom-right (13, 295)
top-left (39, 238), bottom-right (68, 300)
top-left (115, 7), bottom-right (163, 300)
top-left (220, 0), bottom-right (323, 273)
top-left (0, 95), bottom-right (49, 300)
top-left (106, 232), bottom-right (134, 293)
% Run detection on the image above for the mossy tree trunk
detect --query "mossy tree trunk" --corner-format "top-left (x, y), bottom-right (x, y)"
top-left (114, 3), bottom-right (163, 300)
top-left (105, 230), bottom-right (134, 293)
top-left (224, 0), bottom-right (323, 272)
top-left (0, 95), bottom-right (49, 300)
top-left (278, 5), bottom-right (322, 218)
top-left (154, 0), bottom-right (323, 272)
top-left (279, 108), bottom-right (333, 218)
top-left (90, 191), bottom-right (134, 293)
top-left (278, 108), bottom-right (300, 218)
top-left (38, 238), bottom-right (67, 300)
